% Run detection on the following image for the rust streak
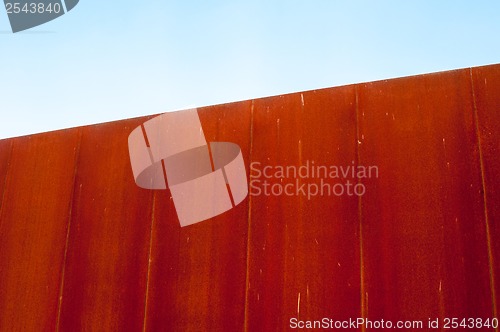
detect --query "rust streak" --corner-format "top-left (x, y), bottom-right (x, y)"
top-left (243, 100), bottom-right (255, 332)
top-left (142, 193), bottom-right (156, 332)
top-left (355, 85), bottom-right (367, 332)
top-left (56, 129), bottom-right (83, 332)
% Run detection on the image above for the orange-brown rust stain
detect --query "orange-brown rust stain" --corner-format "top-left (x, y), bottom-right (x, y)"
top-left (358, 67), bottom-right (494, 329)
top-left (143, 102), bottom-right (252, 332)
top-left (57, 118), bottom-right (154, 331)
top-left (0, 129), bottom-right (80, 331)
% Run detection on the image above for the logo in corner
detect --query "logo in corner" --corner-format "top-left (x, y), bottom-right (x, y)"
top-left (128, 109), bottom-right (249, 227)
top-left (4, 0), bottom-right (79, 33)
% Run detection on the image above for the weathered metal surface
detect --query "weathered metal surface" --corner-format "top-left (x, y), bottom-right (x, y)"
top-left (0, 131), bottom-right (80, 331)
top-left (471, 65), bottom-right (500, 320)
top-left (246, 87), bottom-right (361, 330)
top-left (57, 119), bottom-right (154, 331)
top-left (0, 64), bottom-right (498, 331)
top-left (144, 101), bottom-right (252, 331)
top-left (358, 68), bottom-right (494, 327)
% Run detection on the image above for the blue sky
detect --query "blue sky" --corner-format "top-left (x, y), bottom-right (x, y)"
top-left (1, 1), bottom-right (499, 139)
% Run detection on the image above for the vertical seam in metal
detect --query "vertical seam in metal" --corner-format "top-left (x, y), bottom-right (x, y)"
top-left (141, 122), bottom-right (157, 332)
top-left (243, 100), bottom-right (254, 332)
top-left (142, 192), bottom-right (156, 332)
top-left (470, 67), bottom-right (497, 327)
top-left (355, 85), bottom-right (367, 331)
top-left (55, 128), bottom-right (83, 331)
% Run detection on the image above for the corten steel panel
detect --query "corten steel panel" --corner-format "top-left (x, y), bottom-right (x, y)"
top-left (57, 119), bottom-right (154, 331)
top-left (245, 87), bottom-right (361, 331)
top-left (0, 130), bottom-right (80, 331)
top-left (0, 64), bottom-right (498, 331)
top-left (472, 65), bottom-right (500, 319)
top-left (357, 69), bottom-right (494, 328)
top-left (144, 102), bottom-right (252, 331)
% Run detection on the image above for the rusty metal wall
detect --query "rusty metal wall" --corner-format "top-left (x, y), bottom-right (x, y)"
top-left (0, 64), bottom-right (498, 331)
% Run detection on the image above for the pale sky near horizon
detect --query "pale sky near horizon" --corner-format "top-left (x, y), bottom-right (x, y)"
top-left (1, 1), bottom-right (499, 139)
